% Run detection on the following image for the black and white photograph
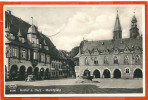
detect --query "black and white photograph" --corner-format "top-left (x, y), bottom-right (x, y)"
top-left (4, 5), bottom-right (145, 97)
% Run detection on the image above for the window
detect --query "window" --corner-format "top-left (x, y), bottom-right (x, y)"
top-left (52, 71), bottom-right (56, 76)
top-left (53, 64), bottom-right (55, 68)
top-left (104, 56), bottom-right (108, 64)
top-left (85, 57), bottom-right (89, 65)
top-left (33, 51), bottom-right (37, 60)
top-left (41, 53), bottom-right (45, 62)
top-left (59, 71), bottom-right (62, 76)
top-left (21, 50), bottom-right (26, 59)
top-left (114, 56), bottom-right (118, 64)
top-left (124, 55), bottom-right (129, 64)
top-left (46, 56), bottom-right (50, 63)
top-left (37, 39), bottom-right (39, 44)
top-left (28, 49), bottom-right (30, 60)
top-left (135, 55), bottom-right (140, 64)
top-left (39, 44), bottom-right (42, 48)
top-left (125, 68), bottom-right (130, 73)
top-left (6, 47), bottom-right (11, 58)
top-left (94, 57), bottom-right (98, 65)
top-left (12, 48), bottom-right (17, 57)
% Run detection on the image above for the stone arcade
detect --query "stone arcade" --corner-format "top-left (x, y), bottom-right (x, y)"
top-left (75, 11), bottom-right (143, 79)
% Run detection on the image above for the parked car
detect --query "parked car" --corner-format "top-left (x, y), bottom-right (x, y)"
top-left (25, 75), bottom-right (35, 82)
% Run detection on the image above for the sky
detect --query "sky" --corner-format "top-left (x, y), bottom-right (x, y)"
top-left (5, 5), bottom-right (144, 51)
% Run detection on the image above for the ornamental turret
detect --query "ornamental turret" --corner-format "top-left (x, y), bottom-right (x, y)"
top-left (130, 10), bottom-right (139, 38)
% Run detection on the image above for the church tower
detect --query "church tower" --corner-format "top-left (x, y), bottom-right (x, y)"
top-left (130, 10), bottom-right (139, 38)
top-left (113, 10), bottom-right (122, 40)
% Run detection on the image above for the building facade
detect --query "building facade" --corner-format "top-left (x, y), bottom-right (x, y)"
top-left (75, 11), bottom-right (143, 79)
top-left (5, 10), bottom-right (69, 81)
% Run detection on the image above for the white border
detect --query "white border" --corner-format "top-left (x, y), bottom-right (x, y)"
top-left (4, 4), bottom-right (145, 97)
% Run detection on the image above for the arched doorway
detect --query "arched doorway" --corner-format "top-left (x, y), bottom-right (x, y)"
top-left (134, 69), bottom-right (142, 78)
top-left (27, 67), bottom-right (32, 75)
top-left (103, 69), bottom-right (110, 78)
top-left (34, 67), bottom-right (39, 79)
top-left (10, 65), bottom-right (18, 80)
top-left (45, 68), bottom-right (49, 79)
top-left (113, 69), bottom-right (121, 78)
top-left (40, 68), bottom-right (44, 79)
top-left (93, 70), bottom-right (100, 78)
top-left (19, 66), bottom-right (26, 80)
top-left (83, 70), bottom-right (90, 76)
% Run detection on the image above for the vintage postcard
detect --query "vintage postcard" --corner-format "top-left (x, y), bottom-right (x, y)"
top-left (4, 4), bottom-right (145, 97)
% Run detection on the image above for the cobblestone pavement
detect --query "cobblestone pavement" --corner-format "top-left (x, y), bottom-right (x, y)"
top-left (5, 78), bottom-right (143, 94)
top-left (5, 78), bottom-right (143, 88)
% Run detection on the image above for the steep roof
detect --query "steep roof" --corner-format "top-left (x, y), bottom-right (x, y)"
top-left (80, 37), bottom-right (142, 54)
top-left (114, 13), bottom-right (122, 32)
top-left (5, 11), bottom-right (65, 60)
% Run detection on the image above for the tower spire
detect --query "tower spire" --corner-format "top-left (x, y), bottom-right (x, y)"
top-left (113, 9), bottom-right (122, 40)
top-left (130, 9), bottom-right (139, 38)
top-left (134, 9), bottom-right (135, 16)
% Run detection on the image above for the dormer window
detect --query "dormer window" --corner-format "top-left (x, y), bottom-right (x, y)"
top-left (44, 46), bottom-right (49, 50)
top-left (102, 42), bottom-right (104, 45)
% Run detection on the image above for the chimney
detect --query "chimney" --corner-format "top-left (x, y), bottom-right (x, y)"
top-left (7, 10), bottom-right (11, 15)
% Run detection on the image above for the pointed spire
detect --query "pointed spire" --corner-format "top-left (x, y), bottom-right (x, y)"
top-left (113, 9), bottom-right (122, 40)
top-left (113, 9), bottom-right (122, 32)
top-left (132, 9), bottom-right (137, 23)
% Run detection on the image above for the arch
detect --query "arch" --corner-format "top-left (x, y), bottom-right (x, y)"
top-left (10, 65), bottom-right (18, 80)
top-left (113, 69), bottom-right (121, 78)
top-left (34, 67), bottom-right (39, 79)
top-left (27, 67), bottom-right (32, 75)
top-left (103, 69), bottom-right (110, 78)
top-left (83, 69), bottom-right (90, 76)
top-left (45, 68), bottom-right (50, 79)
top-left (114, 56), bottom-right (118, 64)
top-left (93, 69), bottom-right (100, 78)
top-left (40, 68), bottom-right (44, 78)
top-left (19, 66), bottom-right (26, 80)
top-left (133, 68), bottom-right (142, 78)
